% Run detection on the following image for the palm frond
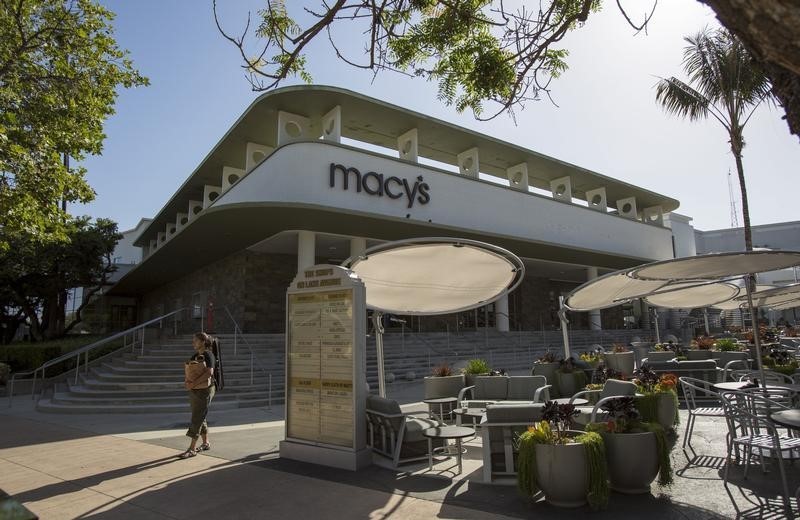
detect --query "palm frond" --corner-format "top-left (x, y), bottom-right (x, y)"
top-left (654, 77), bottom-right (710, 122)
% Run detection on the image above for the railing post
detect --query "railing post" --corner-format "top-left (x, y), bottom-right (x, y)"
top-left (250, 351), bottom-right (254, 386)
top-left (75, 354), bottom-right (80, 385)
top-left (140, 329), bottom-right (145, 357)
top-left (268, 373), bottom-right (272, 409)
top-left (234, 327), bottom-right (238, 356)
top-left (31, 371), bottom-right (37, 401)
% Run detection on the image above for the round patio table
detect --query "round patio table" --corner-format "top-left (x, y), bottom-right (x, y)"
top-left (423, 426), bottom-right (475, 475)
top-left (553, 397), bottom-right (589, 406)
top-left (770, 409), bottom-right (800, 430)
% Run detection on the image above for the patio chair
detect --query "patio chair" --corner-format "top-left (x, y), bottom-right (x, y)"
top-left (569, 378), bottom-right (638, 427)
top-left (678, 376), bottom-right (725, 451)
top-left (479, 403), bottom-right (545, 483)
top-left (365, 395), bottom-right (444, 468)
top-left (719, 390), bottom-right (800, 512)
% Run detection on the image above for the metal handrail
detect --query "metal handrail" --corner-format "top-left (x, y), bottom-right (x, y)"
top-left (8, 308), bottom-right (186, 407)
top-left (220, 306), bottom-right (273, 408)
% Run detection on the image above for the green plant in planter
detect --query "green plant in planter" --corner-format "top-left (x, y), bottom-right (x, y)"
top-left (632, 367), bottom-right (679, 428)
top-left (579, 351), bottom-right (602, 367)
top-left (714, 338), bottom-right (740, 352)
top-left (587, 397), bottom-right (673, 488)
top-left (462, 358), bottom-right (490, 375)
top-left (765, 349), bottom-right (799, 376)
top-left (431, 363), bottom-right (453, 377)
top-left (517, 402), bottom-right (609, 510)
top-left (555, 357), bottom-right (587, 392)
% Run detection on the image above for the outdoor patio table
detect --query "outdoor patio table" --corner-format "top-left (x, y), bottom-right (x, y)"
top-left (423, 426), bottom-right (475, 475)
top-left (424, 397), bottom-right (458, 422)
top-left (553, 397), bottom-right (589, 406)
top-left (770, 409), bottom-right (800, 429)
top-left (453, 407), bottom-right (485, 429)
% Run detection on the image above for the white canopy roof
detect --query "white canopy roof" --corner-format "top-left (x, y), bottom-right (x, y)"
top-left (644, 281), bottom-right (741, 309)
top-left (630, 251), bottom-right (800, 281)
top-left (344, 238), bottom-right (524, 315)
top-left (565, 251), bottom-right (800, 312)
top-left (748, 283), bottom-right (800, 309)
top-left (712, 284), bottom-right (774, 310)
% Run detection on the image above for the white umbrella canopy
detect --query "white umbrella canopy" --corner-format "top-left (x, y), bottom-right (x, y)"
top-left (713, 284), bottom-right (775, 310)
top-left (748, 283), bottom-right (800, 309)
top-left (343, 237), bottom-right (525, 396)
top-left (643, 281), bottom-right (741, 309)
top-left (344, 238), bottom-right (525, 315)
top-left (568, 251), bottom-right (800, 388)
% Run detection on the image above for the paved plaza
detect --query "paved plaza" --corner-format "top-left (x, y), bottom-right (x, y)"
top-left (1, 381), bottom-right (798, 519)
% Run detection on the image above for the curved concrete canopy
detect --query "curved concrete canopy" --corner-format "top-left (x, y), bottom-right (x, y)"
top-left (135, 85), bottom-right (680, 247)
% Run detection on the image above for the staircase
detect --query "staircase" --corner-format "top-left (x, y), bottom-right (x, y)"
top-left (36, 334), bottom-right (285, 413)
top-left (34, 328), bottom-right (648, 413)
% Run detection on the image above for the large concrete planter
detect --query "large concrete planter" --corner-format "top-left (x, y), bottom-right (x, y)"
top-left (601, 431), bottom-right (659, 494)
top-left (555, 371), bottom-right (585, 398)
top-left (532, 362), bottom-right (560, 397)
top-left (535, 438), bottom-right (589, 507)
top-left (603, 352), bottom-right (635, 377)
top-left (423, 374), bottom-right (464, 399)
top-left (685, 350), bottom-right (712, 361)
top-left (464, 372), bottom-right (490, 388)
top-left (636, 392), bottom-right (678, 431)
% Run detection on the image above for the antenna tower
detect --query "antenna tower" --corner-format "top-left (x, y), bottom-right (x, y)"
top-left (727, 169), bottom-right (739, 228)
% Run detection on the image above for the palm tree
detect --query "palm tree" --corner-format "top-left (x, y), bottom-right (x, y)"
top-left (655, 28), bottom-right (774, 251)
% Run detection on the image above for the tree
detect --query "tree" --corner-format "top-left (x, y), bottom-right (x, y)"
top-left (0, 0), bottom-right (148, 251)
top-left (0, 218), bottom-right (121, 342)
top-left (214, 0), bottom-right (658, 119)
top-left (216, 1), bottom-right (800, 140)
top-left (655, 28), bottom-right (774, 251)
top-left (699, 0), bottom-right (800, 140)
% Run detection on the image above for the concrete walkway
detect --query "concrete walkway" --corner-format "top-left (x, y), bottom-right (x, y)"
top-left (1, 389), bottom-right (798, 519)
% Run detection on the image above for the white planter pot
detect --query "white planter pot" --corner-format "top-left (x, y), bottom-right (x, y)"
top-left (532, 362), bottom-right (560, 397)
top-left (535, 438), bottom-right (588, 507)
top-left (601, 431), bottom-right (659, 494)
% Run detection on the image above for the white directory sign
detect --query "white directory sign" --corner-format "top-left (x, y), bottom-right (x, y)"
top-left (280, 265), bottom-right (369, 470)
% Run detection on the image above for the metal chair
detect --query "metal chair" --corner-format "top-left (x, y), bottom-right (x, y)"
top-left (678, 376), bottom-right (726, 452)
top-left (719, 390), bottom-right (800, 513)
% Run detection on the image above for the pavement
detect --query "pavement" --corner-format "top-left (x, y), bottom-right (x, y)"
top-left (1, 380), bottom-right (799, 520)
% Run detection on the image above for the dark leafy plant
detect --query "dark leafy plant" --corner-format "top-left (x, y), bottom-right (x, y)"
top-left (714, 338), bottom-right (740, 352)
top-left (431, 363), bottom-right (453, 377)
top-left (541, 400), bottom-right (578, 442)
top-left (633, 366), bottom-right (660, 394)
top-left (591, 363), bottom-right (622, 384)
top-left (611, 343), bottom-right (629, 353)
top-left (537, 350), bottom-right (557, 363)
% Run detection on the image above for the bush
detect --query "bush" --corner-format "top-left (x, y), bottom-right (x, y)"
top-left (462, 358), bottom-right (490, 375)
top-left (0, 336), bottom-right (123, 375)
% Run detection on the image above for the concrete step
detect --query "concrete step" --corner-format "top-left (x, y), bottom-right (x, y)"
top-left (35, 398), bottom-right (271, 414)
top-left (51, 390), bottom-right (272, 407)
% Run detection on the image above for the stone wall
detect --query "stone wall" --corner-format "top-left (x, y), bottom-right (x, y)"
top-left (140, 250), bottom-right (297, 333)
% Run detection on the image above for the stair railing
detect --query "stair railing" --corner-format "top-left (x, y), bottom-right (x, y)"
top-left (8, 308), bottom-right (186, 407)
top-left (221, 306), bottom-right (273, 408)
top-left (390, 322), bottom-right (459, 372)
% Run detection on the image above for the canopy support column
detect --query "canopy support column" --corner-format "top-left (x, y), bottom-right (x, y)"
top-left (372, 312), bottom-right (386, 397)
top-left (558, 296), bottom-right (570, 358)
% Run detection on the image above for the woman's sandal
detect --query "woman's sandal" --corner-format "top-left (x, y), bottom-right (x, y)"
top-left (195, 442), bottom-right (211, 452)
top-left (179, 449), bottom-right (197, 459)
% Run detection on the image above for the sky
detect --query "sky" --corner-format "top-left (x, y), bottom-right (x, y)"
top-left (80, 1), bottom-right (800, 234)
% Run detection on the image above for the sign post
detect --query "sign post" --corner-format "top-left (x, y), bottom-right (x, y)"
top-left (279, 264), bottom-right (370, 470)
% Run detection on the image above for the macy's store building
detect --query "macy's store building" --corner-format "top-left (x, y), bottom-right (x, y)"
top-left (107, 86), bottom-right (687, 335)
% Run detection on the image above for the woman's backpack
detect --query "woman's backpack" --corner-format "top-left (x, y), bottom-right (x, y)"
top-left (210, 336), bottom-right (224, 391)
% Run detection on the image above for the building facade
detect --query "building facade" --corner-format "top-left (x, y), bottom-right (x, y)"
top-left (108, 85), bottom-right (682, 334)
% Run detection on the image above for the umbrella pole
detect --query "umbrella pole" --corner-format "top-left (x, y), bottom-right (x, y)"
top-left (743, 276), bottom-right (768, 388)
top-left (703, 308), bottom-right (710, 336)
top-left (372, 312), bottom-right (386, 397)
top-left (652, 308), bottom-right (661, 344)
top-left (558, 296), bottom-right (570, 358)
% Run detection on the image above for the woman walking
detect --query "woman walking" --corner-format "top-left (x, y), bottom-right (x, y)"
top-left (180, 332), bottom-right (216, 459)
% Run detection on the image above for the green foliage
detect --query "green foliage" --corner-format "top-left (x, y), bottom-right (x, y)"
top-left (640, 422), bottom-right (674, 487)
top-left (714, 338), bottom-right (740, 351)
top-left (0, 0), bottom-right (148, 250)
top-left (655, 28), bottom-right (775, 251)
top-left (0, 217), bottom-right (121, 341)
top-left (216, 1), bottom-right (603, 119)
top-left (462, 358), bottom-right (490, 375)
top-left (576, 431), bottom-right (609, 510)
top-left (0, 335), bottom-right (122, 374)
